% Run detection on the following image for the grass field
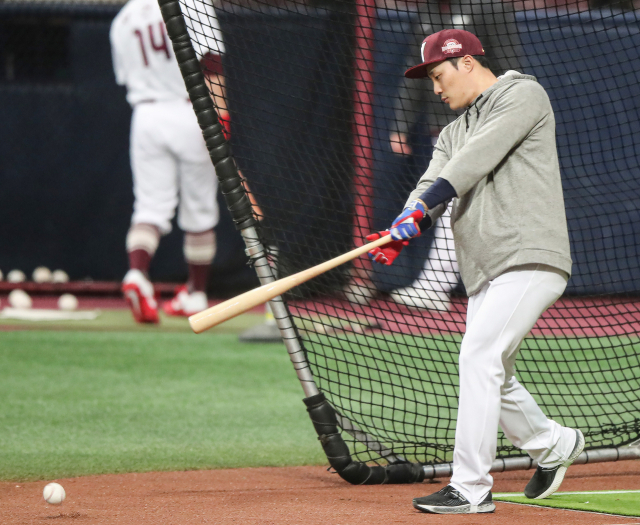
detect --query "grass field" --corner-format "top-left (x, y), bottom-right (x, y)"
top-left (1, 307), bottom-right (639, 485)
top-left (0, 311), bottom-right (325, 481)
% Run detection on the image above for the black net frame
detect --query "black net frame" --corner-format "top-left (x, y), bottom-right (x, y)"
top-left (165, 0), bottom-right (640, 468)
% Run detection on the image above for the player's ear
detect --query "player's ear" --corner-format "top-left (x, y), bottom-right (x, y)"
top-left (461, 55), bottom-right (474, 73)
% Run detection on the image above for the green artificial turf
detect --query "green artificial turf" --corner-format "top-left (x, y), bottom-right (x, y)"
top-left (0, 329), bottom-right (326, 481)
top-left (494, 490), bottom-right (640, 517)
top-left (1, 311), bottom-right (638, 482)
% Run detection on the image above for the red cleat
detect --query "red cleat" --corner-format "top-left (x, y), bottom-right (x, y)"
top-left (122, 270), bottom-right (159, 324)
top-left (163, 285), bottom-right (208, 317)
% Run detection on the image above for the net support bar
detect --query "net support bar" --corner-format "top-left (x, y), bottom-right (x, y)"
top-left (158, 0), bottom-right (317, 399)
top-left (241, 204), bottom-right (423, 477)
top-left (240, 227), bottom-right (319, 399)
top-left (422, 444), bottom-right (640, 480)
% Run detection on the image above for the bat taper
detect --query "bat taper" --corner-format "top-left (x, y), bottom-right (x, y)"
top-left (188, 235), bottom-right (392, 333)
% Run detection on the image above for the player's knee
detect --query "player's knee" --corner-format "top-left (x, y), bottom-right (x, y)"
top-left (458, 345), bottom-right (483, 373)
top-left (459, 328), bottom-right (511, 372)
top-left (131, 208), bottom-right (173, 236)
top-left (459, 327), bottom-right (494, 360)
top-left (184, 229), bottom-right (216, 265)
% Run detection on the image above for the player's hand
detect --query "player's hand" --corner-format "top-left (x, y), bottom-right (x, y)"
top-left (389, 199), bottom-right (426, 241)
top-left (366, 231), bottom-right (408, 266)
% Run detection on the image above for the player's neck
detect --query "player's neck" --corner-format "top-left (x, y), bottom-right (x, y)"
top-left (467, 70), bottom-right (499, 106)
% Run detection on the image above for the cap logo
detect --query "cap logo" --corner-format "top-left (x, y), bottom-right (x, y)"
top-left (420, 41), bottom-right (427, 61)
top-left (442, 39), bottom-right (463, 55)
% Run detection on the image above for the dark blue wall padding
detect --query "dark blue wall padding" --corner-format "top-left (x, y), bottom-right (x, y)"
top-left (219, 8), bottom-right (356, 289)
top-left (517, 9), bottom-right (640, 294)
top-left (0, 5), bottom-right (256, 294)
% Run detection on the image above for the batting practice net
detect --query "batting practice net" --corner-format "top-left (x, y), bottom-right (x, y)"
top-left (162, 0), bottom-right (640, 479)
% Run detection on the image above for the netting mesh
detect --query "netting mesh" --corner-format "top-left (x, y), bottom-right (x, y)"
top-left (178, 0), bottom-right (640, 465)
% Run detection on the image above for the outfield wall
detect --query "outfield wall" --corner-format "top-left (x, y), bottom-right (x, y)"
top-left (0, 4), bottom-right (638, 295)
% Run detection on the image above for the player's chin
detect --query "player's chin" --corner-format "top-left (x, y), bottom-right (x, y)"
top-left (445, 99), bottom-right (460, 110)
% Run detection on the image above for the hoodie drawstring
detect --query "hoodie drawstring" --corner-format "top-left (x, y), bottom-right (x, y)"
top-left (464, 94), bottom-right (484, 131)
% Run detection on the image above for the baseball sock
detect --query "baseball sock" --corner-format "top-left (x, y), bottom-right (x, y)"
top-left (126, 224), bottom-right (160, 274)
top-left (184, 229), bottom-right (216, 293)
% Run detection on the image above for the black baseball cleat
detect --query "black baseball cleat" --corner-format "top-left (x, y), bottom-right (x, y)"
top-left (412, 485), bottom-right (496, 514)
top-left (525, 429), bottom-right (585, 500)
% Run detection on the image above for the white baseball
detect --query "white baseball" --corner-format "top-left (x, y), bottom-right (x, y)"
top-left (32, 266), bottom-right (53, 283)
top-left (43, 482), bottom-right (66, 505)
top-left (8, 289), bottom-right (32, 309)
top-left (7, 269), bottom-right (26, 283)
top-left (58, 294), bottom-right (78, 311)
top-left (52, 270), bottom-right (69, 284)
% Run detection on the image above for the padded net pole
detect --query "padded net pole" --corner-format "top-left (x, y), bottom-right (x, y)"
top-left (158, 0), bottom-right (434, 483)
top-left (158, 0), bottom-right (426, 482)
top-left (240, 226), bottom-right (319, 398)
top-left (158, 0), bottom-right (320, 398)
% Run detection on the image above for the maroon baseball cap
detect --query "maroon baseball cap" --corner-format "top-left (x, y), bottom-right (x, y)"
top-left (404, 29), bottom-right (485, 79)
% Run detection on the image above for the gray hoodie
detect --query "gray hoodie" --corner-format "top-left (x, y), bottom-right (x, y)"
top-left (406, 72), bottom-right (572, 296)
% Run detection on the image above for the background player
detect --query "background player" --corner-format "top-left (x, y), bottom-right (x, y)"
top-left (110, 0), bottom-right (224, 322)
top-left (368, 29), bottom-right (583, 514)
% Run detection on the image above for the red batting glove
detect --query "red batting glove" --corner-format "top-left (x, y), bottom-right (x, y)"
top-left (366, 231), bottom-right (408, 266)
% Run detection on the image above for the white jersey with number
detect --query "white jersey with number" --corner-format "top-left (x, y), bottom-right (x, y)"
top-left (110, 0), bottom-right (224, 106)
top-left (110, 0), bottom-right (223, 235)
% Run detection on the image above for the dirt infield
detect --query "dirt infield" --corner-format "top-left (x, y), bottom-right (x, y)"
top-left (1, 461), bottom-right (638, 524)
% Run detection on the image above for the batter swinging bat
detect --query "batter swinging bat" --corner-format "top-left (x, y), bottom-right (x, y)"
top-left (189, 234), bottom-right (392, 333)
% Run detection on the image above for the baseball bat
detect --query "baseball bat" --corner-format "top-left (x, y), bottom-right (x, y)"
top-left (188, 234), bottom-right (392, 333)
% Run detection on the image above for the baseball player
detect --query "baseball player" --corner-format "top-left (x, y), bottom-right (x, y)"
top-left (110, 0), bottom-right (224, 322)
top-left (368, 29), bottom-right (584, 514)
top-left (388, 0), bottom-right (523, 311)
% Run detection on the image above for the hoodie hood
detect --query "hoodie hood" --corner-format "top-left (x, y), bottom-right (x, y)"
top-left (470, 71), bottom-right (537, 111)
top-left (463, 71), bottom-right (537, 130)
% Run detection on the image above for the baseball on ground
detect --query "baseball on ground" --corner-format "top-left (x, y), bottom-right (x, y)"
top-left (43, 482), bottom-right (66, 505)
top-left (8, 289), bottom-right (32, 309)
top-left (52, 270), bottom-right (70, 284)
top-left (7, 269), bottom-right (26, 283)
top-left (58, 294), bottom-right (79, 311)
top-left (32, 266), bottom-right (53, 283)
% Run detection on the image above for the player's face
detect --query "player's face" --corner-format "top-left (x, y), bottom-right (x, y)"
top-left (427, 59), bottom-right (474, 111)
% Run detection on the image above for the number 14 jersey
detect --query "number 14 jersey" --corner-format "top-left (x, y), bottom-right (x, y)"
top-left (110, 0), bottom-right (224, 106)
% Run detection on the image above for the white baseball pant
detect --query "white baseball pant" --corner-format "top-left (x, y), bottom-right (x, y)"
top-left (449, 263), bottom-right (577, 505)
top-left (130, 99), bottom-right (219, 234)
